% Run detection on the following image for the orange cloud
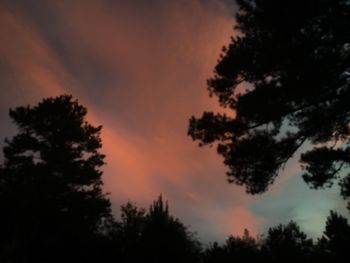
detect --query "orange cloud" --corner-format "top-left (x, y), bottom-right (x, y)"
top-left (0, 0), bottom-right (269, 242)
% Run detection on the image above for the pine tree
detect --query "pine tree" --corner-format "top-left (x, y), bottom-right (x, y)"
top-left (0, 95), bottom-right (112, 262)
top-left (188, 0), bottom-right (350, 206)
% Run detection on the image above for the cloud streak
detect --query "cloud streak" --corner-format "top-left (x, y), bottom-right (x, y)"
top-left (1, 0), bottom-right (347, 243)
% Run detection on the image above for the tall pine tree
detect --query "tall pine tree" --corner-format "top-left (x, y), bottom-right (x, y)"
top-left (0, 95), bottom-right (112, 262)
top-left (188, 0), bottom-right (350, 206)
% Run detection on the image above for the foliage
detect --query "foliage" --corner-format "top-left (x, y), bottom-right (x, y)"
top-left (203, 229), bottom-right (259, 263)
top-left (188, 0), bottom-right (350, 207)
top-left (0, 95), bottom-right (112, 262)
top-left (113, 195), bottom-right (202, 263)
top-left (261, 221), bottom-right (314, 262)
top-left (141, 195), bottom-right (201, 263)
top-left (0, 94), bottom-right (349, 262)
top-left (316, 211), bottom-right (350, 261)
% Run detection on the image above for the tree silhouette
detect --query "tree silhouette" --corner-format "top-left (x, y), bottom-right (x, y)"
top-left (188, 0), bottom-right (350, 205)
top-left (224, 229), bottom-right (259, 261)
top-left (105, 195), bottom-right (201, 263)
top-left (316, 211), bottom-right (350, 261)
top-left (0, 95), bottom-right (112, 262)
top-left (203, 229), bottom-right (261, 263)
top-left (117, 201), bottom-right (146, 262)
top-left (202, 242), bottom-right (227, 263)
top-left (140, 195), bottom-right (201, 263)
top-left (261, 221), bottom-right (314, 262)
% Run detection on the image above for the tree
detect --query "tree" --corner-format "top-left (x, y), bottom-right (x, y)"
top-left (316, 211), bottom-right (350, 261)
top-left (140, 195), bottom-right (201, 263)
top-left (107, 196), bottom-right (201, 263)
top-left (261, 221), bottom-right (314, 262)
top-left (224, 229), bottom-right (259, 261)
top-left (202, 230), bottom-right (260, 263)
top-left (202, 242), bottom-right (227, 263)
top-left (117, 201), bottom-right (146, 263)
top-left (0, 95), bottom-right (112, 262)
top-left (188, 0), bottom-right (350, 205)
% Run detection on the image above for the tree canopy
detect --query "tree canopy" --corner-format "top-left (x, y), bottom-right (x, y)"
top-left (0, 94), bottom-right (349, 262)
top-left (142, 195), bottom-right (201, 263)
top-left (261, 221), bottom-right (314, 262)
top-left (0, 95), bottom-right (112, 262)
top-left (316, 211), bottom-right (350, 261)
top-left (110, 195), bottom-right (201, 263)
top-left (188, 0), bottom-right (350, 207)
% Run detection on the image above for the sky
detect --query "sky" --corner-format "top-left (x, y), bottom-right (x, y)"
top-left (0, 0), bottom-right (349, 243)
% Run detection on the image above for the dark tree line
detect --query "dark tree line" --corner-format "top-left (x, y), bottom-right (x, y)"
top-left (0, 95), bottom-right (200, 262)
top-left (0, 95), bottom-right (349, 262)
top-left (1, 0), bottom-right (350, 260)
top-left (204, 213), bottom-right (350, 263)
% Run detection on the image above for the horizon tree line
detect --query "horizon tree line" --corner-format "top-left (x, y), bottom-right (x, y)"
top-left (1, 0), bottom-right (350, 261)
top-left (0, 94), bottom-right (349, 262)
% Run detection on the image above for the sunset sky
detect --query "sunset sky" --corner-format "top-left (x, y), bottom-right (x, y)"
top-left (0, 0), bottom-right (348, 243)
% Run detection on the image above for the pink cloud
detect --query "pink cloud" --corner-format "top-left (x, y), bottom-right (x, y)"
top-left (0, 0), bottom-right (269, 242)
